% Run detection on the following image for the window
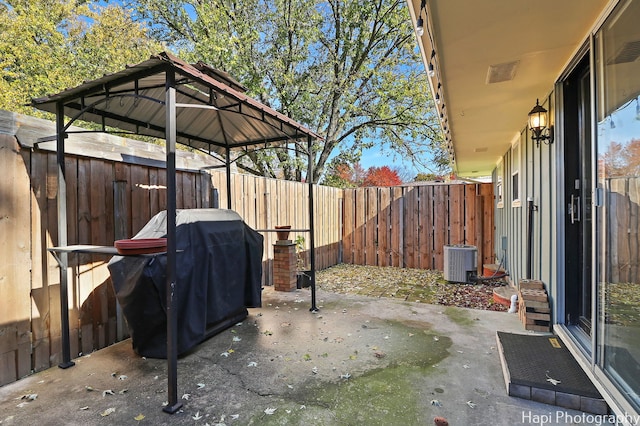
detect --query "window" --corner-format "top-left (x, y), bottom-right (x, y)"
top-left (496, 159), bottom-right (504, 208)
top-left (511, 138), bottom-right (521, 207)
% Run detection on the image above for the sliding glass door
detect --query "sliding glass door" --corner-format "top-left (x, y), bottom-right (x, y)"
top-left (595, 0), bottom-right (640, 410)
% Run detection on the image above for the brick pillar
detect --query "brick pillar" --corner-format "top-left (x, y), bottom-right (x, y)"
top-left (273, 242), bottom-right (297, 291)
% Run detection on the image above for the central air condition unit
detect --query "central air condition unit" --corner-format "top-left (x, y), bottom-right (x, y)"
top-left (443, 245), bottom-right (477, 283)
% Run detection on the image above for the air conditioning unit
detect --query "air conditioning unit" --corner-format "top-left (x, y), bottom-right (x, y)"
top-left (443, 245), bottom-right (477, 283)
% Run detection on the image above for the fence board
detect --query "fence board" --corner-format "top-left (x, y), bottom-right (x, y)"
top-left (418, 186), bottom-right (432, 270)
top-left (433, 185), bottom-right (447, 270)
top-left (378, 188), bottom-right (391, 267)
top-left (366, 188), bottom-right (378, 266)
top-left (354, 189), bottom-right (366, 265)
top-left (390, 187), bottom-right (403, 267)
top-left (404, 187), bottom-right (417, 268)
top-left (343, 189), bottom-right (354, 264)
top-left (449, 184), bottom-right (464, 245)
top-left (630, 179), bottom-right (640, 283)
top-left (480, 183), bottom-right (494, 267)
top-left (464, 185), bottom-right (477, 245)
top-left (0, 136), bottom-right (32, 385)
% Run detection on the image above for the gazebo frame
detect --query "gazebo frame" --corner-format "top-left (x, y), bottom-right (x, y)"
top-left (32, 52), bottom-right (322, 414)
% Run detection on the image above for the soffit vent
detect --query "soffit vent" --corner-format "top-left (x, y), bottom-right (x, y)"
top-left (607, 40), bottom-right (640, 65)
top-left (486, 60), bottom-right (520, 84)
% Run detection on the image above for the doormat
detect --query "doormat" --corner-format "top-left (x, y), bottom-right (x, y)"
top-left (496, 331), bottom-right (608, 414)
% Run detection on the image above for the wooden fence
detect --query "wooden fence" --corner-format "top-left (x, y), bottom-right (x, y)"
top-left (342, 183), bottom-right (494, 271)
top-left (0, 113), bottom-right (494, 387)
top-left (0, 133), bottom-right (216, 385)
top-left (607, 177), bottom-right (640, 284)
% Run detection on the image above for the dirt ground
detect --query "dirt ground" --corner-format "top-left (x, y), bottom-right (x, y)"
top-left (316, 264), bottom-right (508, 312)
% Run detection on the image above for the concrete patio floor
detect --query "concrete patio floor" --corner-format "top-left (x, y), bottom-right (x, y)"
top-left (0, 287), bottom-right (608, 425)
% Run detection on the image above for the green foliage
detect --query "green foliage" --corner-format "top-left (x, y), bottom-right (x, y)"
top-left (129, 0), bottom-right (449, 180)
top-left (414, 172), bottom-right (444, 182)
top-left (0, 1), bottom-right (162, 116)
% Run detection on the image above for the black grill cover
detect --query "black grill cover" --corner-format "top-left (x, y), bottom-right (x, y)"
top-left (107, 209), bottom-right (263, 358)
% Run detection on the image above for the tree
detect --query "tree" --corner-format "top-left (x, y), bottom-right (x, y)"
top-left (414, 172), bottom-right (444, 182)
top-left (361, 166), bottom-right (402, 187)
top-left (129, 0), bottom-right (448, 181)
top-left (322, 160), bottom-right (367, 188)
top-left (600, 139), bottom-right (640, 178)
top-left (0, 1), bottom-right (162, 116)
top-left (322, 161), bottom-right (401, 187)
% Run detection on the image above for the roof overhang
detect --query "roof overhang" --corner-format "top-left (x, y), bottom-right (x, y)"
top-left (31, 51), bottom-right (321, 156)
top-left (407, 0), bottom-right (610, 177)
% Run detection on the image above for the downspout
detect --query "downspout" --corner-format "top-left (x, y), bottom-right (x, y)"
top-left (526, 197), bottom-right (537, 278)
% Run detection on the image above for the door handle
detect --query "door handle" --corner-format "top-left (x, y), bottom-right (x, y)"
top-left (570, 194), bottom-right (581, 224)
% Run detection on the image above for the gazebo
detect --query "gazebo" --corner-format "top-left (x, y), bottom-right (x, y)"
top-left (31, 51), bottom-right (322, 414)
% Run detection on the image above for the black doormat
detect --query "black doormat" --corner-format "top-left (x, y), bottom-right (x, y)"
top-left (496, 331), bottom-right (608, 414)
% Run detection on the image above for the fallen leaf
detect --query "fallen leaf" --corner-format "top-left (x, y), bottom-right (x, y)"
top-left (264, 407), bottom-right (277, 415)
top-left (545, 372), bottom-right (561, 386)
top-left (100, 407), bottom-right (116, 417)
top-left (228, 349), bottom-right (235, 354)
top-left (134, 413), bottom-right (145, 421)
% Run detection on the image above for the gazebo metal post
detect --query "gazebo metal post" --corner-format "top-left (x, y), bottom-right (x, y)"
top-left (226, 146), bottom-right (232, 209)
top-left (56, 102), bottom-right (75, 369)
top-left (307, 135), bottom-right (318, 312)
top-left (163, 69), bottom-right (182, 414)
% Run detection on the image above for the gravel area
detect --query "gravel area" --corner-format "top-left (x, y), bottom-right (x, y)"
top-left (316, 263), bottom-right (508, 312)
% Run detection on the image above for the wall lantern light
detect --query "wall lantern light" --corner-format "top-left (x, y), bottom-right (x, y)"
top-left (528, 99), bottom-right (554, 147)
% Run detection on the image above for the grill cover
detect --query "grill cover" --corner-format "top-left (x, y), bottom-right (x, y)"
top-left (108, 209), bottom-right (263, 358)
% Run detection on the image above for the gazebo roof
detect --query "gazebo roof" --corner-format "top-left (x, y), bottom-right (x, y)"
top-left (31, 51), bottom-right (321, 154)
